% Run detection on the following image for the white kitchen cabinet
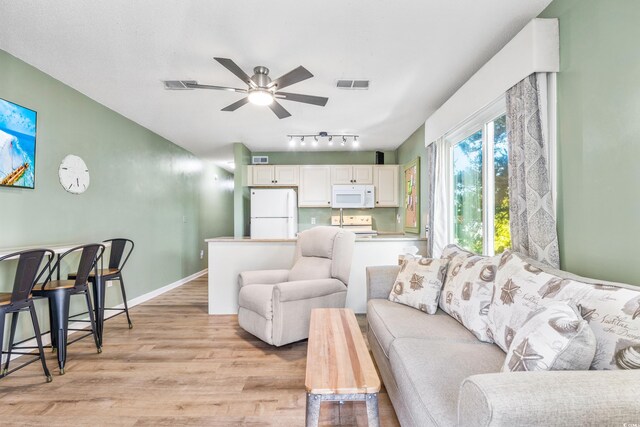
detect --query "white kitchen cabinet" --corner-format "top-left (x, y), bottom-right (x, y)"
top-left (352, 165), bottom-right (374, 184)
top-left (250, 165), bottom-right (274, 186)
top-left (330, 165), bottom-right (373, 185)
top-left (273, 165), bottom-right (299, 185)
top-left (374, 165), bottom-right (400, 207)
top-left (249, 165), bottom-right (299, 186)
top-left (330, 165), bottom-right (352, 184)
top-left (298, 166), bottom-right (332, 207)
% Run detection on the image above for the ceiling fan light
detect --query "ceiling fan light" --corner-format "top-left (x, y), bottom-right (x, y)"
top-left (248, 89), bottom-right (274, 106)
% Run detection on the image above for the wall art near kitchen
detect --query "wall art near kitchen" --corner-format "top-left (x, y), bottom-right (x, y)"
top-left (0, 98), bottom-right (37, 189)
top-left (403, 157), bottom-right (420, 233)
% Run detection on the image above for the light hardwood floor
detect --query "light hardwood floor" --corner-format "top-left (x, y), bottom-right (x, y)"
top-left (0, 275), bottom-right (399, 426)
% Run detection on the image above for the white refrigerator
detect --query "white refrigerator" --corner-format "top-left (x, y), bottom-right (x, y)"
top-left (250, 188), bottom-right (298, 239)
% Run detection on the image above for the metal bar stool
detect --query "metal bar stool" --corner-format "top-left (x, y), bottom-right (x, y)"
top-left (69, 238), bottom-right (134, 347)
top-left (32, 244), bottom-right (104, 375)
top-left (0, 249), bottom-right (53, 382)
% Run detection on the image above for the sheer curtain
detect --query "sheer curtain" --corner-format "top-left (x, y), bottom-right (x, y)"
top-left (506, 73), bottom-right (560, 267)
top-left (430, 137), bottom-right (451, 258)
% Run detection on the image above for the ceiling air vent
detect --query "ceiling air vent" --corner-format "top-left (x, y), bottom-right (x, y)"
top-left (163, 80), bottom-right (196, 90)
top-left (336, 79), bottom-right (370, 90)
top-left (352, 80), bottom-right (369, 89)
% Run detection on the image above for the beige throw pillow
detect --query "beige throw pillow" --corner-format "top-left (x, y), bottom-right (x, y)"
top-left (388, 258), bottom-right (449, 314)
top-left (490, 251), bottom-right (640, 370)
top-left (502, 301), bottom-right (596, 372)
top-left (439, 246), bottom-right (501, 343)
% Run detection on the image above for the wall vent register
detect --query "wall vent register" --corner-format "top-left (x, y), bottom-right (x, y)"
top-left (252, 156), bottom-right (269, 165)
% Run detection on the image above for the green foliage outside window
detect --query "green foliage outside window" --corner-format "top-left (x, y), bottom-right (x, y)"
top-left (452, 115), bottom-right (510, 255)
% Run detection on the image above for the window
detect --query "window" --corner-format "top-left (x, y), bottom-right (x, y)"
top-left (447, 99), bottom-right (510, 255)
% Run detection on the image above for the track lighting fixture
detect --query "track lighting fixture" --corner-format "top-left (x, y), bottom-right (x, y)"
top-left (285, 132), bottom-right (360, 149)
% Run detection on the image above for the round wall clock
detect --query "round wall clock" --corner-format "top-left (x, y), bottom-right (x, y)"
top-left (58, 155), bottom-right (90, 194)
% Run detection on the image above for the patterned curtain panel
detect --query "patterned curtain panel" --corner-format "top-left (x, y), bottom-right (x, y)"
top-left (424, 142), bottom-right (436, 257)
top-left (506, 74), bottom-right (560, 268)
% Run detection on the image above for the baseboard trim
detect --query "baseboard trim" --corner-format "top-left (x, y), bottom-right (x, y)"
top-left (7, 269), bottom-right (207, 363)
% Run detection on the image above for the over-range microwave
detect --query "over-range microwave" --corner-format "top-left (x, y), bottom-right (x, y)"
top-left (332, 185), bottom-right (375, 209)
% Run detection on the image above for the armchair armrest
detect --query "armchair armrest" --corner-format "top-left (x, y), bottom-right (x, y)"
top-left (274, 279), bottom-right (346, 303)
top-left (459, 370), bottom-right (640, 426)
top-left (238, 269), bottom-right (290, 287)
top-left (366, 266), bottom-right (400, 300)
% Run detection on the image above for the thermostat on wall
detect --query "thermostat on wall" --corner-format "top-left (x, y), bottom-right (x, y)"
top-left (252, 156), bottom-right (269, 165)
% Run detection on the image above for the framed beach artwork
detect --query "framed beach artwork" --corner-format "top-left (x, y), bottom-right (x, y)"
top-left (403, 157), bottom-right (420, 233)
top-left (0, 98), bottom-right (37, 189)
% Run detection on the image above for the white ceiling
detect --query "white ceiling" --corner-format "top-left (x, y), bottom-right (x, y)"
top-left (0, 0), bottom-right (552, 166)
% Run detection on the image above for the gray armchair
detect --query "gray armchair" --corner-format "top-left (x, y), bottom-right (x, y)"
top-left (238, 226), bottom-right (356, 346)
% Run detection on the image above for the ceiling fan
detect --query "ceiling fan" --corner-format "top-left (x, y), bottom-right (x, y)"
top-left (163, 57), bottom-right (328, 119)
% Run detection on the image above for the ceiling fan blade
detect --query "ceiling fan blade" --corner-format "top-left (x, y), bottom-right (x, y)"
top-left (268, 101), bottom-right (292, 119)
top-left (184, 82), bottom-right (247, 93)
top-left (221, 97), bottom-right (250, 112)
top-left (275, 92), bottom-right (328, 107)
top-left (268, 66), bottom-right (313, 91)
top-left (214, 57), bottom-right (256, 87)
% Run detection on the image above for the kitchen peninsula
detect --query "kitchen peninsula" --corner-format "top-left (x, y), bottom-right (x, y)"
top-left (206, 235), bottom-right (427, 314)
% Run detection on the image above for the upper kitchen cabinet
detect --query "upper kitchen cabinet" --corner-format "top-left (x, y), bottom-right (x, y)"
top-left (249, 165), bottom-right (299, 186)
top-left (374, 165), bottom-right (399, 207)
top-left (299, 166), bottom-right (332, 207)
top-left (273, 165), bottom-right (299, 185)
top-left (330, 165), bottom-right (373, 185)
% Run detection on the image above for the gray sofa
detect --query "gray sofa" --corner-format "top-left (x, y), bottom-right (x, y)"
top-left (366, 249), bottom-right (640, 426)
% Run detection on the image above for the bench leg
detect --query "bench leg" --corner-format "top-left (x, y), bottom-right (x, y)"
top-left (305, 393), bottom-right (321, 427)
top-left (365, 393), bottom-right (380, 427)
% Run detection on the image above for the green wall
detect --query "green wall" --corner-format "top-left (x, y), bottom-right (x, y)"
top-left (396, 125), bottom-right (428, 235)
top-left (0, 49), bottom-right (233, 346)
top-left (540, 0), bottom-right (640, 285)
top-left (233, 143), bottom-right (251, 237)
top-left (200, 161), bottom-right (235, 246)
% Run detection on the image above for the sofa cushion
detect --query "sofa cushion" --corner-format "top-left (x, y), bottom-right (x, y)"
top-left (502, 300), bottom-right (596, 372)
top-left (388, 258), bottom-right (449, 314)
top-left (238, 284), bottom-right (274, 319)
top-left (439, 251), bottom-right (501, 343)
top-left (490, 251), bottom-right (640, 370)
top-left (288, 256), bottom-right (332, 282)
top-left (367, 299), bottom-right (480, 358)
top-left (389, 337), bottom-right (504, 427)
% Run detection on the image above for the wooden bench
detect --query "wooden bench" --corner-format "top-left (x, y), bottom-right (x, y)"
top-left (305, 308), bottom-right (381, 426)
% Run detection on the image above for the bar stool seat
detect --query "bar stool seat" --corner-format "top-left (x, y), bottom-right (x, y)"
top-left (0, 293), bottom-right (33, 305)
top-left (70, 268), bottom-right (120, 277)
top-left (32, 281), bottom-right (76, 291)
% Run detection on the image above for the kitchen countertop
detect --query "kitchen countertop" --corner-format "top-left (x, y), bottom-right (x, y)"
top-left (205, 234), bottom-right (426, 243)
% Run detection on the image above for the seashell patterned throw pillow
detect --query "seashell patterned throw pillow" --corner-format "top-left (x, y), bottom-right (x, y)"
top-left (490, 251), bottom-right (640, 370)
top-left (388, 258), bottom-right (449, 314)
top-left (502, 300), bottom-right (596, 372)
top-left (439, 245), bottom-right (502, 343)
